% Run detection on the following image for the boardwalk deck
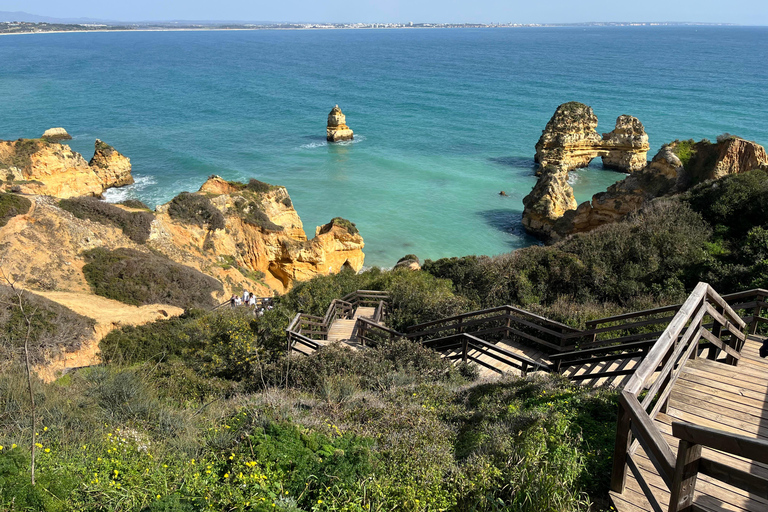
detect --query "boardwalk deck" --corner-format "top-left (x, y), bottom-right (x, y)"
top-left (610, 338), bottom-right (768, 512)
top-left (321, 306), bottom-right (379, 345)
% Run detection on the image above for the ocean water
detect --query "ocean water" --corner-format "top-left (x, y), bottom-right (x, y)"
top-left (0, 27), bottom-right (766, 267)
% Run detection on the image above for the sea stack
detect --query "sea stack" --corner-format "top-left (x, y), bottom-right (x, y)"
top-left (41, 127), bottom-right (72, 141)
top-left (326, 105), bottom-right (354, 142)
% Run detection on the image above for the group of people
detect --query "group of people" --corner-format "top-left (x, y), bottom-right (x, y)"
top-left (229, 290), bottom-right (275, 316)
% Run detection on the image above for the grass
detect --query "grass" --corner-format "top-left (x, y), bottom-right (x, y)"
top-left (82, 247), bottom-right (222, 309)
top-left (59, 196), bottom-right (154, 244)
top-left (0, 193), bottom-right (31, 227)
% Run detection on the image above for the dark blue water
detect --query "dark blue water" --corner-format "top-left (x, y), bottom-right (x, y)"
top-left (1, 27), bottom-right (766, 266)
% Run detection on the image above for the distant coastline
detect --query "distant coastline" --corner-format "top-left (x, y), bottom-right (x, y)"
top-left (0, 20), bottom-right (741, 36)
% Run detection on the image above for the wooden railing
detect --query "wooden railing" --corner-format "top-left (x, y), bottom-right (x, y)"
top-left (405, 305), bottom-right (583, 352)
top-left (287, 290), bottom-right (390, 352)
top-left (668, 422), bottom-right (768, 510)
top-left (421, 332), bottom-right (550, 375)
top-left (356, 317), bottom-right (403, 347)
top-left (609, 282), bottom-right (748, 511)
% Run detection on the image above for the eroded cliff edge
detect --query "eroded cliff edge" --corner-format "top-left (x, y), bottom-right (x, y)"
top-left (522, 103), bottom-right (768, 242)
top-left (0, 135), bottom-right (365, 377)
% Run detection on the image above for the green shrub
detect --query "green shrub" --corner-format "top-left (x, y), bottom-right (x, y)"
top-left (0, 138), bottom-right (46, 170)
top-left (0, 192), bottom-right (30, 227)
top-left (167, 192), bottom-right (226, 231)
top-left (82, 247), bottom-right (222, 308)
top-left (246, 178), bottom-right (275, 194)
top-left (318, 217), bottom-right (359, 235)
top-left (119, 198), bottom-right (151, 210)
top-left (59, 196), bottom-right (153, 244)
top-left (0, 285), bottom-right (94, 364)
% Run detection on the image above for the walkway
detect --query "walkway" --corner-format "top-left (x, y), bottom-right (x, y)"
top-left (326, 306), bottom-right (377, 345)
top-left (611, 336), bottom-right (768, 512)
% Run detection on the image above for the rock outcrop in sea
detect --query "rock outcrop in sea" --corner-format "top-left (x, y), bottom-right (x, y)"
top-left (327, 105), bottom-right (354, 142)
top-left (89, 139), bottom-right (134, 188)
top-left (0, 135), bottom-right (133, 198)
top-left (523, 120), bottom-right (768, 242)
top-left (41, 127), bottom-right (72, 141)
top-left (534, 102), bottom-right (649, 173)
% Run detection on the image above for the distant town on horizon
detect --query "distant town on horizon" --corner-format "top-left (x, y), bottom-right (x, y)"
top-left (0, 18), bottom-right (743, 35)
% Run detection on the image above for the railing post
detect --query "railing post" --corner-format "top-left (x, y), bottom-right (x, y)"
top-left (750, 300), bottom-right (761, 335)
top-left (457, 317), bottom-right (464, 336)
top-left (610, 401), bottom-right (632, 493)
top-left (667, 439), bottom-right (702, 512)
top-left (707, 303), bottom-right (724, 360)
top-left (462, 335), bottom-right (468, 363)
top-left (360, 322), bottom-right (366, 347)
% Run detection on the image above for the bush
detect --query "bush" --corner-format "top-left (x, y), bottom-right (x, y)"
top-left (0, 285), bottom-right (94, 364)
top-left (0, 192), bottom-right (30, 227)
top-left (82, 247), bottom-right (222, 309)
top-left (59, 196), bottom-right (153, 244)
top-left (119, 199), bottom-right (151, 210)
top-left (167, 192), bottom-right (226, 231)
top-left (318, 217), bottom-right (359, 235)
top-left (246, 178), bottom-right (275, 194)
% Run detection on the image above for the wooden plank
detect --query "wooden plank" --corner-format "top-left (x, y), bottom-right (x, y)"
top-left (673, 422), bottom-right (768, 466)
top-left (628, 454), bottom-right (665, 512)
top-left (588, 303), bottom-right (682, 328)
top-left (706, 285), bottom-right (748, 330)
top-left (699, 459), bottom-right (768, 500)
top-left (705, 304), bottom-right (746, 342)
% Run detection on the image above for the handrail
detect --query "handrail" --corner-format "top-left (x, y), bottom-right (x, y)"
top-left (406, 304), bottom-right (580, 334)
top-left (609, 282), bottom-right (750, 508)
top-left (668, 421), bottom-right (768, 509)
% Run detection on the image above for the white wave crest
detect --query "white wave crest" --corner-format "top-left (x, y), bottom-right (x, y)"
top-left (102, 175), bottom-right (158, 204)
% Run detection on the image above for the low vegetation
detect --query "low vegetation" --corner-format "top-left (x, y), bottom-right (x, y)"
top-left (318, 217), bottom-right (359, 235)
top-left (0, 139), bottom-right (47, 170)
top-left (167, 192), bottom-right (226, 231)
top-left (0, 285), bottom-right (94, 365)
top-left (82, 247), bottom-right (222, 309)
top-left (3, 168), bottom-right (768, 511)
top-left (118, 199), bottom-right (151, 210)
top-left (59, 196), bottom-right (154, 244)
top-left (0, 193), bottom-right (31, 227)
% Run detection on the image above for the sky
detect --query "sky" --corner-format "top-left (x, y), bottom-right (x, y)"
top-left (1, 0), bottom-right (766, 25)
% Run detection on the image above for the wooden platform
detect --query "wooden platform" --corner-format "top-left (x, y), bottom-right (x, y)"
top-left (323, 306), bottom-right (379, 345)
top-left (610, 338), bottom-right (768, 512)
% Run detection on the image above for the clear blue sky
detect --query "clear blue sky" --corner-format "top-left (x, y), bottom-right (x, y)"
top-left (3, 0), bottom-right (766, 25)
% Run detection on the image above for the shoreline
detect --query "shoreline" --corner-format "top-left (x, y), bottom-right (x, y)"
top-left (0, 23), bottom-right (750, 37)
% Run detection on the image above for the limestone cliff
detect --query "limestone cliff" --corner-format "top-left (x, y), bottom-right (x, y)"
top-left (521, 167), bottom-right (577, 236)
top-left (534, 102), bottom-right (649, 173)
top-left (525, 136), bottom-right (768, 241)
top-left (89, 139), bottom-right (134, 188)
top-left (151, 176), bottom-right (365, 293)
top-left (0, 135), bottom-right (133, 198)
top-left (327, 105), bottom-right (354, 142)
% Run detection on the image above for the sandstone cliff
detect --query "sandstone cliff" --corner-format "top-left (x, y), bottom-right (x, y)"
top-left (0, 135), bottom-right (133, 198)
top-left (89, 139), bottom-right (134, 188)
top-left (327, 105), bottom-right (354, 142)
top-left (524, 135), bottom-right (768, 241)
top-left (534, 102), bottom-right (649, 173)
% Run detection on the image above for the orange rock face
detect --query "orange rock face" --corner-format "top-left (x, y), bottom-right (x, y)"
top-left (327, 105), bottom-right (354, 142)
top-left (0, 136), bottom-right (133, 198)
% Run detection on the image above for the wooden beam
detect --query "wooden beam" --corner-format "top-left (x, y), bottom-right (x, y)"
top-left (672, 421), bottom-right (768, 465)
top-left (667, 438), bottom-right (701, 512)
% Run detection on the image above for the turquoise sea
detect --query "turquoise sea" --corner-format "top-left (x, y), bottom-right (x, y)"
top-left (0, 27), bottom-right (766, 267)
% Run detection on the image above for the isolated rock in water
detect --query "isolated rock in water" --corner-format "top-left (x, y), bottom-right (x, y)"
top-left (534, 103), bottom-right (649, 173)
top-left (89, 139), bottom-right (134, 188)
top-left (41, 127), bottom-right (72, 141)
top-left (534, 102), bottom-right (602, 172)
top-left (601, 115), bottom-right (650, 172)
top-left (327, 105), bottom-right (354, 142)
top-left (395, 254), bottom-right (421, 271)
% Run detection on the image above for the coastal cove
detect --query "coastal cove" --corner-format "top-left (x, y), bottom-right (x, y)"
top-left (1, 26), bottom-right (766, 266)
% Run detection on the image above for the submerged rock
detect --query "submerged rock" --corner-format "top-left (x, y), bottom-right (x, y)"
top-left (41, 127), bottom-right (72, 141)
top-left (327, 105), bottom-right (354, 142)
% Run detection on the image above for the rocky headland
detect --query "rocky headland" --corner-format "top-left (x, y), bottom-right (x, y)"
top-left (522, 103), bottom-right (768, 241)
top-left (0, 133), bottom-right (133, 198)
top-left (327, 105), bottom-right (354, 142)
top-left (0, 133), bottom-right (365, 377)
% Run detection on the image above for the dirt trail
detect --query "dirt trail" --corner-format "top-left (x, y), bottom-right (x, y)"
top-left (30, 291), bottom-right (184, 382)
